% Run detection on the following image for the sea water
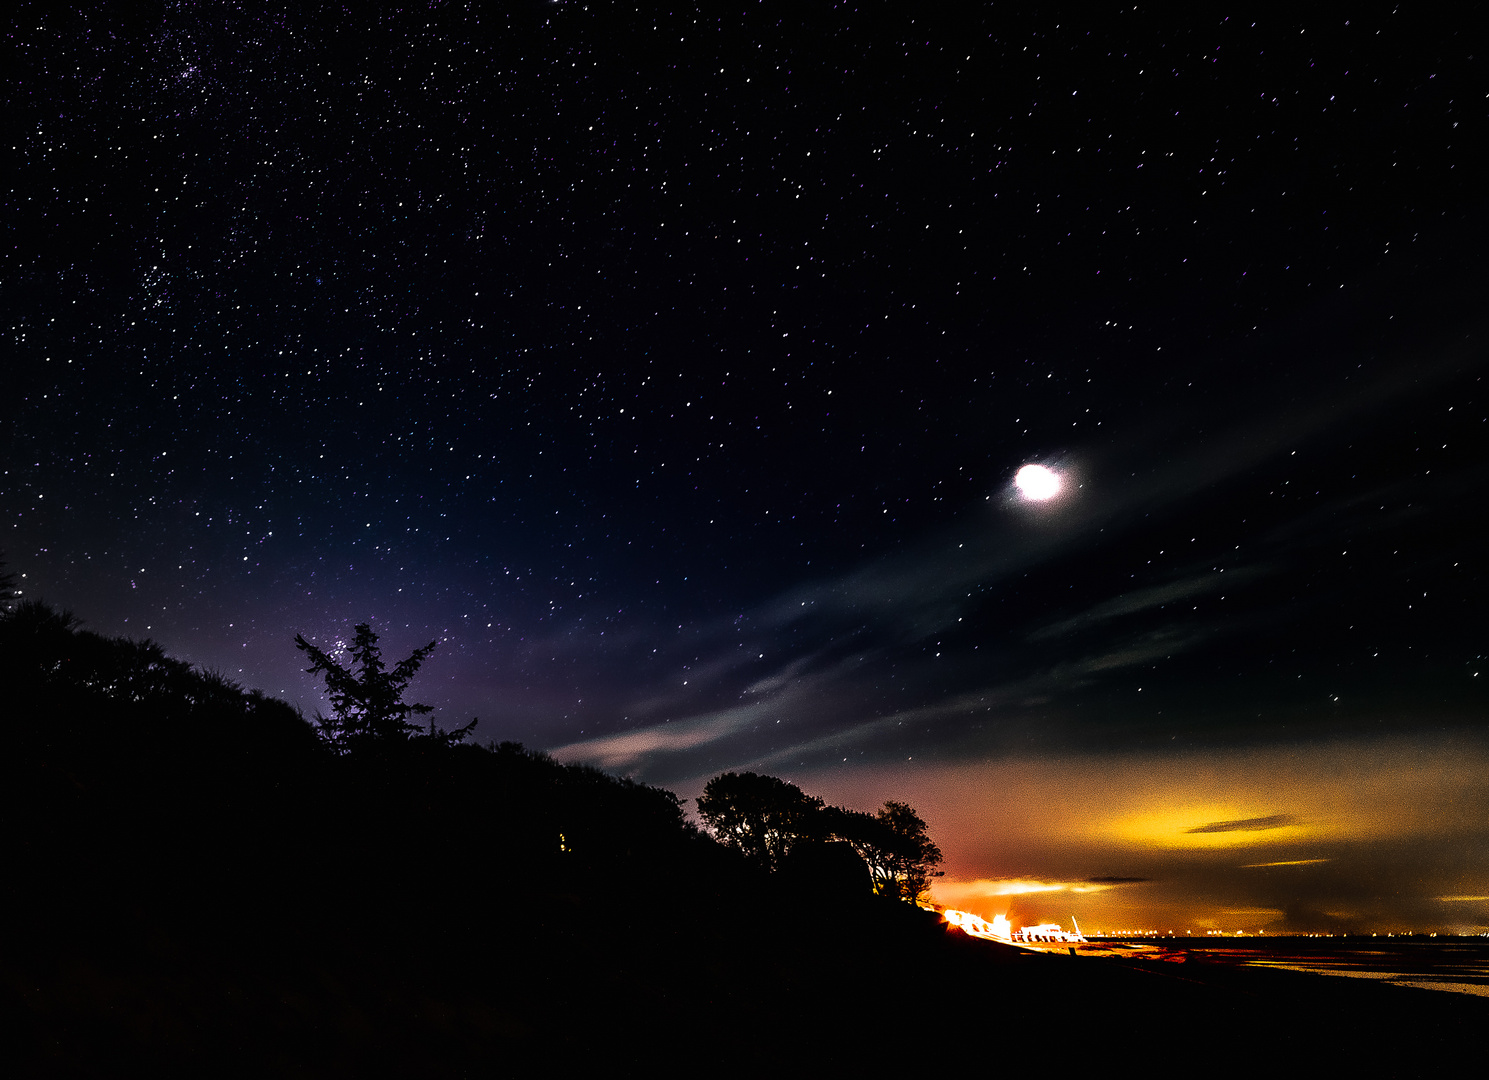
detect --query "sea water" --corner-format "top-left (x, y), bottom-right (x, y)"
top-left (1101, 936), bottom-right (1489, 998)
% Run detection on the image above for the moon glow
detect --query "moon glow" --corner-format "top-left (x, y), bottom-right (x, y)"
top-left (1015, 464), bottom-right (1062, 501)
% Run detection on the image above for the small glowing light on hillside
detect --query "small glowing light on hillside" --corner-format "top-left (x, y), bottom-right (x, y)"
top-left (1014, 464), bottom-right (1062, 501)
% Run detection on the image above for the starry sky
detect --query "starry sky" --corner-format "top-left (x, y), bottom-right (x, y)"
top-left (6, 4), bottom-right (1487, 932)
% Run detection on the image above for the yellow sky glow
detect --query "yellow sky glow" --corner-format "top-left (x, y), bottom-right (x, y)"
top-left (786, 733), bottom-right (1489, 930)
top-left (1243, 858), bottom-right (1331, 868)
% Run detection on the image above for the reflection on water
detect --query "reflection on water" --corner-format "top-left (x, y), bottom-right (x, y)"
top-left (1116, 939), bottom-right (1489, 999)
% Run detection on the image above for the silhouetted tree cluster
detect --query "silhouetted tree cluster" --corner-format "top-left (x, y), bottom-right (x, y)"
top-left (0, 599), bottom-right (324, 928)
top-left (1, 599), bottom-right (315, 760)
top-left (1, 599), bottom-right (714, 926)
top-left (694, 771), bottom-right (826, 872)
top-left (828, 800), bottom-right (946, 904)
top-left (697, 771), bottom-right (944, 903)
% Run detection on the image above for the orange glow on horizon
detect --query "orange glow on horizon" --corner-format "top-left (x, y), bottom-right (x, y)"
top-left (785, 734), bottom-right (1489, 933)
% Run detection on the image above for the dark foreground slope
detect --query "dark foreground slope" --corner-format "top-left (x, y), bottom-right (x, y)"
top-left (7, 888), bottom-right (1485, 1077)
top-left (2, 604), bottom-right (1481, 1076)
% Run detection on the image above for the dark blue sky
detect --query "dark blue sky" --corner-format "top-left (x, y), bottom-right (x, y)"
top-left (6, 4), bottom-right (1486, 930)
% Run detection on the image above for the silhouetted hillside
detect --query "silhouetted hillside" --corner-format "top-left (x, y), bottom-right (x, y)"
top-left (0, 602), bottom-right (726, 925)
top-left (2, 602), bottom-right (1481, 1076)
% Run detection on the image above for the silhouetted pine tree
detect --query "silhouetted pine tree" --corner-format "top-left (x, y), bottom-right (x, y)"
top-left (294, 623), bottom-right (476, 752)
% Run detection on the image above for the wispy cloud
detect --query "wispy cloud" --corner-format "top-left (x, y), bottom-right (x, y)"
top-left (565, 617), bottom-right (1230, 776)
top-left (543, 345), bottom-right (1486, 781)
top-left (709, 350), bottom-right (1445, 685)
top-left (934, 876), bottom-right (1145, 908)
top-left (1187, 814), bottom-right (1297, 834)
top-left (743, 649), bottom-right (838, 696)
top-left (547, 700), bottom-right (774, 771)
top-left (1028, 568), bottom-right (1264, 642)
top-left (1242, 858), bottom-right (1329, 867)
top-left (936, 878), bottom-right (1070, 899)
top-left (549, 651), bottom-right (860, 773)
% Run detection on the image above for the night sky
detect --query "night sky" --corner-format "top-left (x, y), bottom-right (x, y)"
top-left (7, 4), bottom-right (1487, 933)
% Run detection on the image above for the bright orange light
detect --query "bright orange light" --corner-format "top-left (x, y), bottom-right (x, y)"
top-left (941, 909), bottom-right (1012, 941)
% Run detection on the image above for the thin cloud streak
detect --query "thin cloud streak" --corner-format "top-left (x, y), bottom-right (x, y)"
top-left (1243, 859), bottom-right (1330, 868)
top-left (543, 341), bottom-right (1482, 784)
top-left (1027, 568), bottom-right (1265, 642)
top-left (547, 699), bottom-right (776, 772)
top-left (738, 340), bottom-right (1480, 650)
top-left (558, 611), bottom-right (1237, 778)
top-left (1188, 814), bottom-right (1299, 834)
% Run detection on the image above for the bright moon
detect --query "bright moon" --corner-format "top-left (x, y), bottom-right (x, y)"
top-left (1015, 464), bottom-right (1062, 501)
